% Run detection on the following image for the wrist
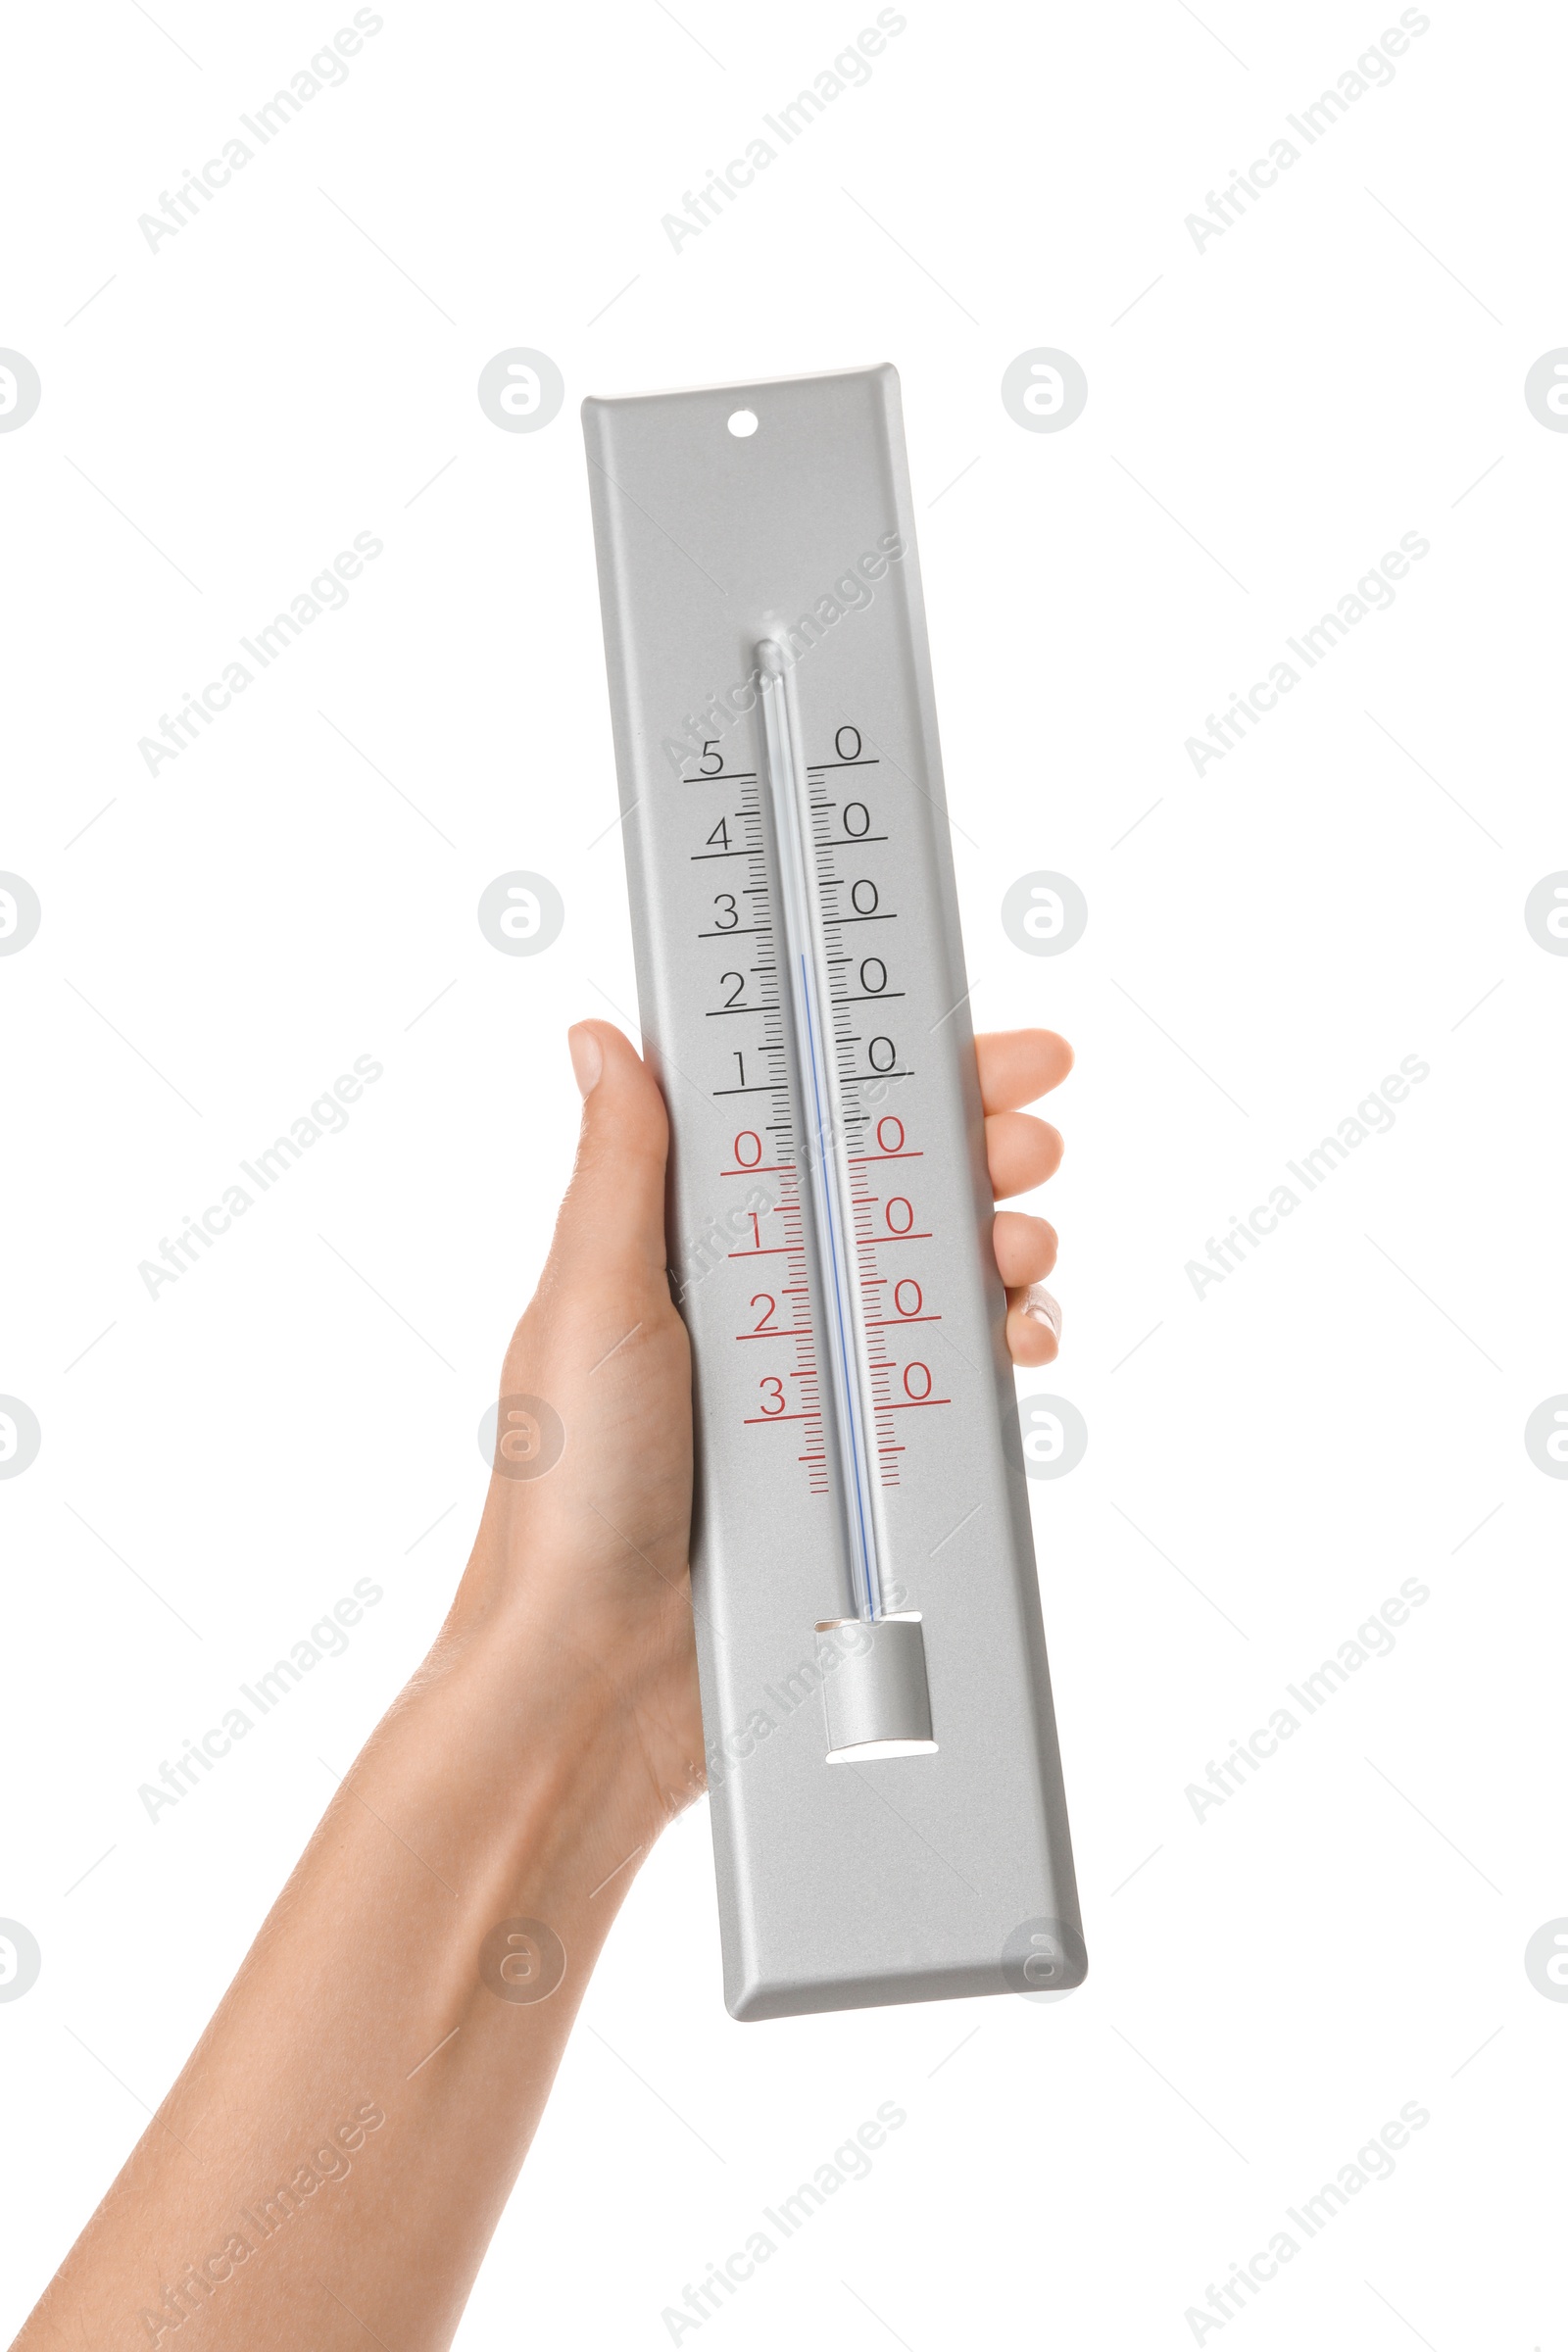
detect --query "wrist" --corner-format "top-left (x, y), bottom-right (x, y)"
top-left (374, 1581), bottom-right (697, 1922)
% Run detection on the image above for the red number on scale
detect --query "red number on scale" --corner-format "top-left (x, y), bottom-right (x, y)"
top-left (733, 1131), bottom-right (761, 1167)
top-left (759, 1377), bottom-right (786, 1415)
top-left (751, 1295), bottom-right (778, 1332)
top-left (886, 1198), bottom-right (914, 1235)
top-left (877, 1116), bottom-right (905, 1152)
top-left (895, 1279), bottom-right (922, 1316)
top-left (903, 1363), bottom-right (932, 1400)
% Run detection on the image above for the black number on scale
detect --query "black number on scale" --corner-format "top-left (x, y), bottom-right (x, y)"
top-left (701, 741), bottom-right (723, 774)
top-left (868, 1037), bottom-right (896, 1073)
top-left (713, 895), bottom-right (739, 929)
top-left (707, 816), bottom-right (731, 850)
top-left (843, 802), bottom-right (870, 836)
top-left (733, 1052), bottom-right (747, 1086)
top-left (851, 879), bottom-right (879, 914)
top-left (860, 957), bottom-right (887, 994)
top-left (836, 725), bottom-right (861, 760)
top-left (719, 971), bottom-right (746, 1007)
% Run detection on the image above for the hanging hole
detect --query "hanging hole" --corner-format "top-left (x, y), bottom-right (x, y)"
top-left (727, 409), bottom-right (759, 437)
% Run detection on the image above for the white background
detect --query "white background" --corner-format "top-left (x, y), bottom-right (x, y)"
top-left (2, 2), bottom-right (1565, 2345)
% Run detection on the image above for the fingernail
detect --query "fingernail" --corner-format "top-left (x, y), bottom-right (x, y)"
top-left (1022, 1286), bottom-right (1061, 1340)
top-left (567, 1026), bottom-right (603, 1100)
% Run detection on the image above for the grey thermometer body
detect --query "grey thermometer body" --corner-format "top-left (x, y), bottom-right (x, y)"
top-left (582, 365), bottom-right (1084, 2019)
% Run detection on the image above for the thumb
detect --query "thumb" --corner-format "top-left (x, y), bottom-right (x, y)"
top-left (546, 1020), bottom-right (671, 1289)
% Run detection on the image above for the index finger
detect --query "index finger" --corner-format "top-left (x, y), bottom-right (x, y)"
top-left (975, 1029), bottom-right (1073, 1112)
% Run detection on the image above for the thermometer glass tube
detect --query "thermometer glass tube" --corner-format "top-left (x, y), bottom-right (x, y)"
top-left (757, 638), bottom-right (888, 1625)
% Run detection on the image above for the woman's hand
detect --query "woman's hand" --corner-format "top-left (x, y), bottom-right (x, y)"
top-left (448, 1018), bottom-right (1073, 1864)
top-left (14, 1015), bottom-right (1071, 2352)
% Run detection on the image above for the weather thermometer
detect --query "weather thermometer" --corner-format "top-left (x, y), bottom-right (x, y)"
top-left (583, 365), bottom-right (1084, 2019)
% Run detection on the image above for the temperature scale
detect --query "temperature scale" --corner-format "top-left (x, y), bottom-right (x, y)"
top-left (583, 365), bottom-right (1084, 2019)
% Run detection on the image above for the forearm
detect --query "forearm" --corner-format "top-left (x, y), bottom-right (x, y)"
top-left (17, 1599), bottom-right (663, 2352)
